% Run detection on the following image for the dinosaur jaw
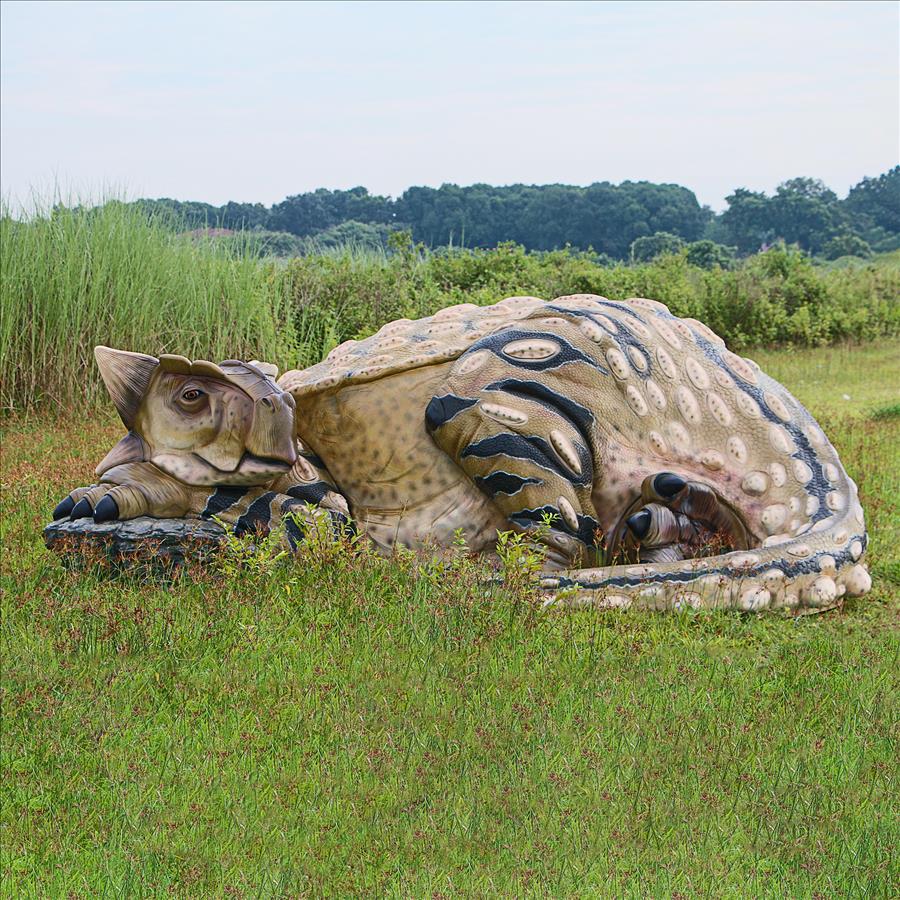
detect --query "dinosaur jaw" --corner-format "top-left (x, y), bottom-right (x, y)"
top-left (150, 450), bottom-right (294, 487)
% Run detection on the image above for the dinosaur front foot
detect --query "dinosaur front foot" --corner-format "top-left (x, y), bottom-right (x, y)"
top-left (53, 462), bottom-right (192, 523)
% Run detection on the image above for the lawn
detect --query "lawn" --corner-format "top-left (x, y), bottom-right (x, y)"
top-left (2, 342), bottom-right (898, 897)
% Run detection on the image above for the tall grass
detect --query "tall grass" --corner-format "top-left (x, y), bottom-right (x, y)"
top-left (2, 199), bottom-right (898, 412)
top-left (0, 198), bottom-right (294, 412)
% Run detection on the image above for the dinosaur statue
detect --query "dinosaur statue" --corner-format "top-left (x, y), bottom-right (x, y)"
top-left (52, 294), bottom-right (871, 610)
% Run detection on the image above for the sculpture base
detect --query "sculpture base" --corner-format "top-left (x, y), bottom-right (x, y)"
top-left (43, 516), bottom-right (227, 574)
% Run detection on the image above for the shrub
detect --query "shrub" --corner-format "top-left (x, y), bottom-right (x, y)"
top-left (685, 240), bottom-right (736, 270)
top-left (823, 232), bottom-right (872, 260)
top-left (629, 231), bottom-right (685, 263)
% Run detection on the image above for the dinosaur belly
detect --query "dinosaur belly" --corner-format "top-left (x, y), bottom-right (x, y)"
top-left (296, 364), bottom-right (507, 553)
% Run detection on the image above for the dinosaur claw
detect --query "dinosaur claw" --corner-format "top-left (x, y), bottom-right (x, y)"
top-left (654, 472), bottom-right (686, 498)
top-left (93, 495), bottom-right (119, 523)
top-left (53, 497), bottom-right (76, 520)
top-left (626, 509), bottom-right (652, 539)
top-left (70, 498), bottom-right (94, 519)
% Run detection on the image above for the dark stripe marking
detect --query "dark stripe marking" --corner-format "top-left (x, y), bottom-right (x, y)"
top-left (425, 394), bottom-right (478, 432)
top-left (287, 481), bottom-right (338, 505)
top-left (545, 303), bottom-right (653, 379)
top-left (556, 533), bottom-right (867, 591)
top-left (484, 378), bottom-right (595, 451)
top-left (280, 498), bottom-right (307, 550)
top-left (462, 432), bottom-right (592, 485)
top-left (201, 487), bottom-right (249, 519)
top-left (300, 451), bottom-right (328, 470)
top-left (475, 471), bottom-right (542, 497)
top-left (510, 504), bottom-right (601, 548)
top-left (234, 491), bottom-right (278, 536)
top-left (467, 328), bottom-right (609, 375)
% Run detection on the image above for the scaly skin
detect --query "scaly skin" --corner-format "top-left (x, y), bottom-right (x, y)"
top-left (53, 295), bottom-right (871, 611)
top-left (417, 295), bottom-right (870, 610)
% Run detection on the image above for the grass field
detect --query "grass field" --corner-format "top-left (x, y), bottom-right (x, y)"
top-left (2, 342), bottom-right (898, 897)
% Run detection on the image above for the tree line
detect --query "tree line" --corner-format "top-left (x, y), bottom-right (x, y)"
top-left (132, 167), bottom-right (899, 262)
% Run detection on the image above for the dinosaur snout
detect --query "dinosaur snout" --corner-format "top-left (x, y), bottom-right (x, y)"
top-left (246, 392), bottom-right (297, 466)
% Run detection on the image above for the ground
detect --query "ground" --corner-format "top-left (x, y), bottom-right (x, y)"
top-left (2, 342), bottom-right (898, 897)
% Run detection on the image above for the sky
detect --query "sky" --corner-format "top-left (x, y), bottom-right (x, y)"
top-left (1, 0), bottom-right (898, 211)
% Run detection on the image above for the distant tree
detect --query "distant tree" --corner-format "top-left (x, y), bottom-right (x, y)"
top-left (219, 201), bottom-right (268, 231)
top-left (844, 166), bottom-right (900, 235)
top-left (822, 232), bottom-right (872, 260)
top-left (721, 188), bottom-right (775, 254)
top-left (770, 178), bottom-right (841, 254)
top-left (396, 181), bottom-right (704, 257)
top-left (254, 231), bottom-right (305, 257)
top-left (630, 231), bottom-right (685, 262)
top-left (134, 198), bottom-right (219, 229)
top-left (685, 240), bottom-right (735, 269)
top-left (269, 187), bottom-right (393, 237)
top-left (113, 166), bottom-right (899, 260)
top-left (721, 175), bottom-right (896, 257)
top-left (302, 220), bottom-right (396, 252)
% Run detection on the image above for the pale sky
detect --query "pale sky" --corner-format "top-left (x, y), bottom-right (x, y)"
top-left (1, 0), bottom-right (898, 211)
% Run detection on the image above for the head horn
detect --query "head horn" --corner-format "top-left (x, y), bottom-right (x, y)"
top-left (94, 346), bottom-right (159, 427)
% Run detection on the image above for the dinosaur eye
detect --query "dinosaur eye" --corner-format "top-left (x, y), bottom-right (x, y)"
top-left (181, 388), bottom-right (204, 403)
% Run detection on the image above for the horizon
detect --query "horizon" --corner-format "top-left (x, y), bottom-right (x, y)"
top-left (2, 0), bottom-right (898, 212)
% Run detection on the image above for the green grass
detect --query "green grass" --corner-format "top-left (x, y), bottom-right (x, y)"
top-left (2, 343), bottom-right (898, 896)
top-left (751, 341), bottom-right (900, 420)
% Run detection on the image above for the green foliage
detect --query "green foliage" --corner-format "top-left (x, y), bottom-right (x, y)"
top-left (823, 232), bottom-right (872, 261)
top-left (721, 172), bottom-right (900, 259)
top-left (269, 186), bottom-right (394, 237)
top-left (281, 240), bottom-right (898, 367)
top-left (870, 402), bottom-right (900, 421)
top-left (685, 239), bottom-right (736, 269)
top-left (214, 518), bottom-right (289, 582)
top-left (396, 181), bottom-right (706, 256)
top-left (844, 165), bottom-right (900, 235)
top-left (629, 231), bottom-right (685, 263)
top-left (721, 187), bottom-right (773, 254)
top-left (495, 512), bottom-right (556, 605)
top-left (93, 167), bottom-right (900, 261)
top-left (723, 179), bottom-right (848, 255)
top-left (118, 180), bottom-right (710, 259)
top-left (299, 220), bottom-right (395, 254)
top-left (3, 201), bottom-right (898, 411)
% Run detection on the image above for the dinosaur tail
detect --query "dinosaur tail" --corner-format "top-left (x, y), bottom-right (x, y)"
top-left (541, 489), bottom-right (871, 611)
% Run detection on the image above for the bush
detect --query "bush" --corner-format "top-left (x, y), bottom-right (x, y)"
top-left (629, 231), bottom-right (685, 263)
top-left (823, 232), bottom-right (872, 260)
top-left (685, 240), bottom-right (736, 270)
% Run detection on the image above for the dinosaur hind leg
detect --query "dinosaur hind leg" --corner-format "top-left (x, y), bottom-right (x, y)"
top-left (616, 472), bottom-right (751, 564)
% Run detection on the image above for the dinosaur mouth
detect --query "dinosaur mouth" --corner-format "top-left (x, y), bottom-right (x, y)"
top-left (151, 450), bottom-right (294, 487)
top-left (236, 453), bottom-right (294, 474)
top-left (197, 451), bottom-right (293, 478)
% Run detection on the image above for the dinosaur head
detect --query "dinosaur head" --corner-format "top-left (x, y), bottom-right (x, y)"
top-left (93, 346), bottom-right (297, 486)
